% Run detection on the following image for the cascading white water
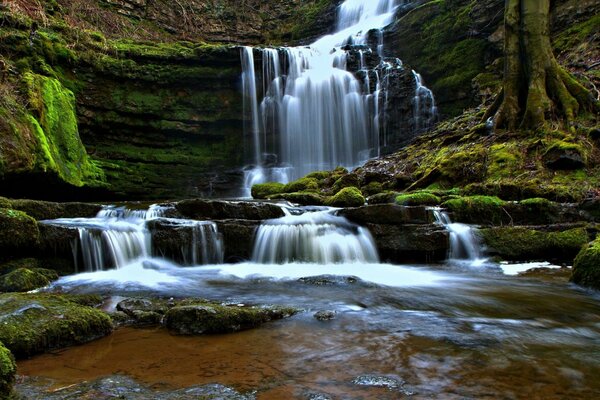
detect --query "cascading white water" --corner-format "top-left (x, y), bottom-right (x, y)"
top-left (43, 205), bottom-right (223, 271)
top-left (241, 0), bottom-right (435, 194)
top-left (252, 210), bottom-right (379, 264)
top-left (432, 209), bottom-right (483, 263)
top-left (413, 70), bottom-right (437, 131)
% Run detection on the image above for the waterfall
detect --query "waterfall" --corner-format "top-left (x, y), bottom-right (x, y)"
top-left (431, 209), bottom-right (483, 263)
top-left (252, 210), bottom-right (379, 264)
top-left (42, 205), bottom-right (223, 271)
top-left (240, 0), bottom-right (436, 194)
top-left (413, 71), bottom-right (437, 131)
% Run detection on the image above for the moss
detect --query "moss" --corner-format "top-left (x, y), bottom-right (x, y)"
top-left (543, 139), bottom-right (589, 169)
top-left (0, 342), bottom-right (16, 398)
top-left (0, 268), bottom-right (57, 292)
top-left (0, 208), bottom-right (40, 253)
top-left (395, 191), bottom-right (441, 206)
top-left (571, 238), bottom-right (600, 290)
top-left (553, 14), bottom-right (600, 55)
top-left (326, 187), bottom-right (365, 208)
top-left (270, 192), bottom-right (326, 206)
top-left (332, 174), bottom-right (360, 193)
top-left (283, 177), bottom-right (320, 193)
top-left (480, 227), bottom-right (589, 262)
top-left (361, 181), bottom-right (384, 197)
top-left (487, 142), bottom-right (523, 180)
top-left (442, 195), bottom-right (507, 224)
top-left (164, 302), bottom-right (299, 335)
top-left (23, 73), bottom-right (105, 187)
top-left (0, 293), bottom-right (113, 358)
top-left (251, 182), bottom-right (285, 199)
top-left (305, 170), bottom-right (332, 180)
top-left (367, 191), bottom-right (398, 205)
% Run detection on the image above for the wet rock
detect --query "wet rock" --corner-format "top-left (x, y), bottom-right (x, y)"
top-left (0, 268), bottom-right (58, 292)
top-left (0, 208), bottom-right (40, 258)
top-left (176, 199), bottom-right (284, 221)
top-left (543, 145), bottom-right (586, 170)
top-left (298, 275), bottom-right (363, 286)
top-left (367, 224), bottom-right (449, 264)
top-left (0, 293), bottom-right (113, 358)
top-left (116, 298), bottom-right (167, 326)
top-left (338, 204), bottom-right (433, 225)
top-left (37, 223), bottom-right (79, 274)
top-left (352, 375), bottom-right (413, 395)
top-left (164, 303), bottom-right (298, 335)
top-left (314, 310), bottom-right (336, 321)
top-left (216, 220), bottom-right (261, 262)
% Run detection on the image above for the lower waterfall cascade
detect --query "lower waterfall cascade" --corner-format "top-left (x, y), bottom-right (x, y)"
top-left (431, 208), bottom-right (485, 264)
top-left (241, 0), bottom-right (437, 195)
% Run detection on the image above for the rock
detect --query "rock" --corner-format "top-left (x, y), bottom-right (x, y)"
top-left (37, 223), bottom-right (79, 274)
top-left (351, 374), bottom-right (413, 395)
top-left (367, 223), bottom-right (449, 263)
top-left (442, 196), bottom-right (507, 225)
top-left (338, 204), bottom-right (433, 225)
top-left (571, 237), bottom-right (600, 290)
top-left (589, 128), bottom-right (600, 142)
top-left (479, 226), bottom-right (589, 263)
top-left (270, 192), bottom-right (327, 206)
top-left (0, 268), bottom-right (58, 292)
top-left (314, 310), bottom-right (336, 321)
top-left (0, 258), bottom-right (39, 276)
top-left (164, 302), bottom-right (298, 335)
top-left (543, 144), bottom-right (587, 170)
top-left (176, 199), bottom-right (284, 221)
top-left (8, 200), bottom-right (102, 220)
top-left (0, 342), bottom-right (15, 399)
top-left (298, 275), bottom-right (363, 286)
top-left (251, 182), bottom-right (285, 199)
top-left (0, 293), bottom-right (113, 358)
top-left (0, 208), bottom-right (40, 258)
top-left (116, 298), bottom-right (167, 326)
top-left (326, 187), bottom-right (365, 208)
top-left (216, 220), bottom-right (261, 262)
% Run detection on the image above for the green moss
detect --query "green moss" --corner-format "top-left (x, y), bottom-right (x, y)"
top-left (395, 191), bottom-right (441, 206)
top-left (305, 171), bottom-right (332, 180)
top-left (553, 14), bottom-right (600, 55)
top-left (332, 174), bottom-right (360, 193)
top-left (23, 73), bottom-right (105, 187)
top-left (164, 302), bottom-right (299, 335)
top-left (270, 192), bottom-right (326, 206)
top-left (0, 208), bottom-right (40, 253)
top-left (361, 181), bottom-right (384, 197)
top-left (326, 187), bottom-right (365, 208)
top-left (367, 191), bottom-right (398, 205)
top-left (0, 268), bottom-right (57, 293)
top-left (480, 227), bottom-right (589, 262)
top-left (571, 238), bottom-right (600, 290)
top-left (442, 195), bottom-right (507, 224)
top-left (0, 293), bottom-right (113, 358)
top-left (0, 342), bottom-right (16, 398)
top-left (251, 182), bottom-right (285, 199)
top-left (283, 177), bottom-right (320, 193)
top-left (487, 143), bottom-right (523, 180)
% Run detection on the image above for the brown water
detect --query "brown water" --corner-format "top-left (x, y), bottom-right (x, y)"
top-left (17, 264), bottom-right (600, 399)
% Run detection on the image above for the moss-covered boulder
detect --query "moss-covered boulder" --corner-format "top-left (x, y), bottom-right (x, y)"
top-left (8, 199), bottom-right (102, 220)
top-left (479, 227), bottom-right (589, 263)
top-left (326, 187), bottom-right (365, 208)
top-left (270, 192), bottom-right (327, 206)
top-left (0, 268), bottom-right (58, 292)
top-left (442, 196), bottom-right (507, 225)
top-left (283, 177), bottom-right (320, 193)
top-left (251, 182), bottom-right (285, 199)
top-left (0, 342), bottom-right (16, 399)
top-left (571, 238), bottom-right (600, 290)
top-left (0, 208), bottom-right (40, 255)
top-left (395, 191), bottom-right (441, 207)
top-left (176, 199), bottom-right (284, 220)
top-left (0, 293), bottom-right (113, 358)
top-left (164, 303), bottom-right (298, 335)
top-left (332, 174), bottom-right (360, 193)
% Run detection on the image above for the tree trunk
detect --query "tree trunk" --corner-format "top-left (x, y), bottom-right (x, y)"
top-left (489, 0), bottom-right (597, 131)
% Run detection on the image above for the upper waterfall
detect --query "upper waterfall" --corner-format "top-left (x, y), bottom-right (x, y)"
top-left (241, 0), bottom-right (435, 193)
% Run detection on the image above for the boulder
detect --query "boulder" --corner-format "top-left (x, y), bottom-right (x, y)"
top-left (367, 223), bottom-right (449, 263)
top-left (8, 199), bottom-right (102, 220)
top-left (0, 208), bottom-right (39, 258)
top-left (216, 220), bottom-right (261, 262)
top-left (0, 293), bottom-right (113, 358)
top-left (176, 199), bottom-right (284, 221)
top-left (338, 204), bottom-right (433, 225)
top-left (164, 302), bottom-right (298, 335)
top-left (0, 342), bottom-right (15, 399)
top-left (571, 238), bottom-right (600, 290)
top-left (0, 268), bottom-right (58, 292)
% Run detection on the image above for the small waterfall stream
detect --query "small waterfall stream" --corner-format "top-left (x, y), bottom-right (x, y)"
top-left (252, 209), bottom-right (379, 264)
top-left (241, 0), bottom-right (436, 194)
top-left (431, 208), bottom-right (485, 264)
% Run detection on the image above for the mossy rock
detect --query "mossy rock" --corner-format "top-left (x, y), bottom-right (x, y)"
top-left (270, 192), bottom-right (326, 206)
top-left (0, 268), bottom-right (58, 292)
top-left (164, 303), bottom-right (299, 335)
top-left (0, 342), bottom-right (16, 399)
top-left (361, 181), bottom-right (384, 197)
top-left (0, 293), bottom-right (113, 358)
top-left (326, 187), bottom-right (365, 208)
top-left (571, 238), bottom-right (600, 290)
top-left (442, 196), bottom-right (507, 225)
top-left (8, 199), bottom-right (102, 220)
top-left (0, 258), bottom-right (39, 276)
top-left (0, 208), bottom-right (40, 254)
top-left (305, 170), bottom-right (332, 180)
top-left (332, 174), bottom-right (360, 193)
top-left (251, 182), bottom-right (285, 199)
top-left (543, 140), bottom-right (588, 170)
top-left (479, 227), bottom-right (589, 263)
top-left (283, 178), bottom-right (319, 193)
top-left (367, 191), bottom-right (398, 205)
top-left (395, 191), bottom-right (441, 207)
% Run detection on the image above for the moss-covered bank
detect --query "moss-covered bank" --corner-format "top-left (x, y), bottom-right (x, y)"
top-left (571, 238), bottom-right (600, 290)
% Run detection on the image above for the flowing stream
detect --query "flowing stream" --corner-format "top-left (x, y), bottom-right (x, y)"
top-left (241, 0), bottom-right (436, 195)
